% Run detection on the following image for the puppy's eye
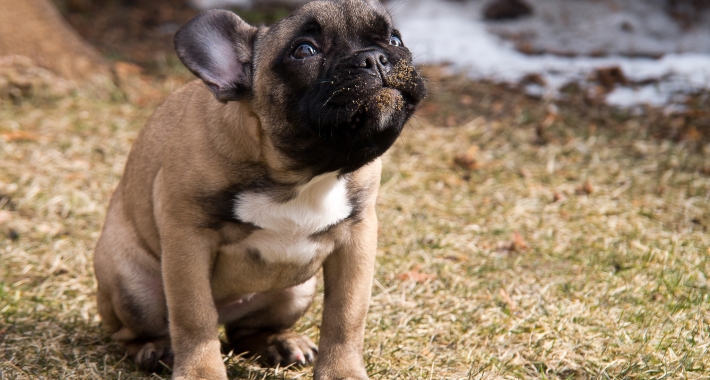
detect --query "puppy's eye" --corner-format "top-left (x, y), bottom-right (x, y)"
top-left (292, 43), bottom-right (318, 59)
top-left (389, 35), bottom-right (403, 47)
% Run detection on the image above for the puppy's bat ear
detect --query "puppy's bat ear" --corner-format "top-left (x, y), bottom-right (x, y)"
top-left (174, 10), bottom-right (257, 102)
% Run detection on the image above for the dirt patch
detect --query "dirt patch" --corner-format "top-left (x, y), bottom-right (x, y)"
top-left (388, 60), bottom-right (417, 89)
top-left (418, 65), bottom-right (710, 142)
top-left (50, 0), bottom-right (198, 73)
top-left (0, 55), bottom-right (75, 103)
top-left (373, 88), bottom-right (404, 113)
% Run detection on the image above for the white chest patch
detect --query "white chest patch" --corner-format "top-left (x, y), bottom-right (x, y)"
top-left (234, 172), bottom-right (352, 264)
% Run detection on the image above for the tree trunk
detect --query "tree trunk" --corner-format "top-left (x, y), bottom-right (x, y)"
top-left (0, 0), bottom-right (110, 81)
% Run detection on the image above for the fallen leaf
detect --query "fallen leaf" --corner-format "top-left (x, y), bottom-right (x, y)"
top-left (459, 94), bottom-right (474, 105)
top-left (511, 231), bottom-right (528, 251)
top-left (576, 181), bottom-right (594, 195)
top-left (552, 192), bottom-right (564, 203)
top-left (454, 145), bottom-right (480, 170)
top-left (682, 126), bottom-right (700, 141)
top-left (420, 348), bottom-right (434, 358)
top-left (444, 253), bottom-right (467, 262)
top-left (2, 131), bottom-right (39, 142)
top-left (595, 66), bottom-right (627, 89)
top-left (535, 123), bottom-right (550, 145)
top-left (444, 175), bottom-right (464, 187)
top-left (396, 266), bottom-right (437, 283)
top-left (497, 231), bottom-right (529, 253)
top-left (516, 41), bottom-right (534, 54)
top-left (521, 73), bottom-right (546, 86)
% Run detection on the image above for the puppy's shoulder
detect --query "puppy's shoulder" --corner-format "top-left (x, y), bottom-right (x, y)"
top-left (148, 80), bottom-right (204, 121)
top-left (348, 158), bottom-right (382, 195)
top-left (342, 159), bottom-right (382, 223)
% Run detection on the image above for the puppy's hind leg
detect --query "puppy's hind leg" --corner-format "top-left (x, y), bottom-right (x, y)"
top-left (94, 195), bottom-right (172, 372)
top-left (96, 253), bottom-right (173, 371)
top-left (108, 277), bottom-right (173, 372)
top-left (223, 277), bottom-right (318, 367)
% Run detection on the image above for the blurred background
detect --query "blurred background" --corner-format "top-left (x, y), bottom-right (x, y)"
top-left (1, 1), bottom-right (709, 379)
top-left (3, 0), bottom-right (710, 111)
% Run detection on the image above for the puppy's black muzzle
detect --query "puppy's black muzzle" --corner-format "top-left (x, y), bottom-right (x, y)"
top-left (280, 46), bottom-right (426, 175)
top-left (313, 50), bottom-right (422, 119)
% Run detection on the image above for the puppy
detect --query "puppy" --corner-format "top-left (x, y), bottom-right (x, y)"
top-left (93, 0), bottom-right (426, 379)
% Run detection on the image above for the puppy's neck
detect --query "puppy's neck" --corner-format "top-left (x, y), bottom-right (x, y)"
top-left (217, 100), bottom-right (263, 158)
top-left (198, 88), bottom-right (339, 186)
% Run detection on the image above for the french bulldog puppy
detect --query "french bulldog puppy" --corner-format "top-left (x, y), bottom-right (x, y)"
top-left (93, 0), bottom-right (426, 379)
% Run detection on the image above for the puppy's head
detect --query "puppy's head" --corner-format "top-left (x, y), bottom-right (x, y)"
top-left (175, 0), bottom-right (426, 175)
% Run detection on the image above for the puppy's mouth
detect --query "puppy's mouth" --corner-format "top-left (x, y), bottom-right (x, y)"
top-left (347, 88), bottom-right (415, 131)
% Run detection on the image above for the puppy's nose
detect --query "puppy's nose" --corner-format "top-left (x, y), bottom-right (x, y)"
top-left (355, 50), bottom-right (390, 77)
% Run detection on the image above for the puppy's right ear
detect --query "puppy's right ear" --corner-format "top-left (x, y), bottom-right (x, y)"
top-left (174, 10), bottom-right (257, 102)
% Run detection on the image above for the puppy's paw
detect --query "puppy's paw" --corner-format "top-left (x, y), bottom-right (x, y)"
top-left (229, 330), bottom-right (318, 367)
top-left (262, 332), bottom-right (318, 367)
top-left (172, 375), bottom-right (226, 380)
top-left (127, 339), bottom-right (174, 372)
top-left (313, 355), bottom-right (369, 380)
top-left (314, 374), bottom-right (369, 380)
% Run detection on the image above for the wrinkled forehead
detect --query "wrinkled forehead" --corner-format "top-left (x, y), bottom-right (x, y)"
top-left (265, 0), bottom-right (392, 44)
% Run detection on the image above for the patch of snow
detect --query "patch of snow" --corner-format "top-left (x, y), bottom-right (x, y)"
top-left (487, 0), bottom-right (710, 57)
top-left (605, 86), bottom-right (668, 108)
top-left (189, 0), bottom-right (308, 9)
top-left (392, 0), bottom-right (710, 108)
top-left (189, 0), bottom-right (254, 8)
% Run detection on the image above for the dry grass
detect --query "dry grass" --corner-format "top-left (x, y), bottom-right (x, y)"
top-left (1, 64), bottom-right (709, 380)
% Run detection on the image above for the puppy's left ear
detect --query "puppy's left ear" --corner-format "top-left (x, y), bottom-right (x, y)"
top-left (174, 10), bottom-right (257, 102)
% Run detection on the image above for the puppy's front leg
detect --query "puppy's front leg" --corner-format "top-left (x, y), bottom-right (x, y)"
top-left (162, 225), bottom-right (225, 380)
top-left (315, 208), bottom-right (378, 380)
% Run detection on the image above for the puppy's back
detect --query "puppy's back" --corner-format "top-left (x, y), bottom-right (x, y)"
top-left (115, 81), bottom-right (206, 254)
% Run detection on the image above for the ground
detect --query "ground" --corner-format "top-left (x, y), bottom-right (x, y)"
top-left (1, 2), bottom-right (709, 379)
